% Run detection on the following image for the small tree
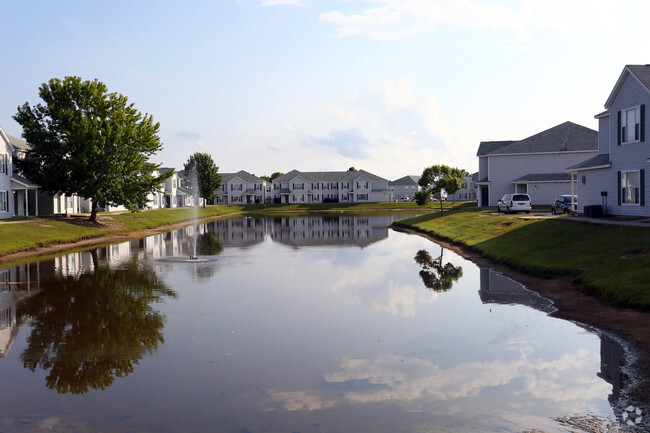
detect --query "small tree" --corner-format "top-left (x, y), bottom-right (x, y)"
top-left (445, 168), bottom-right (469, 204)
top-left (14, 76), bottom-right (171, 222)
top-left (183, 152), bottom-right (222, 207)
top-left (416, 164), bottom-right (466, 214)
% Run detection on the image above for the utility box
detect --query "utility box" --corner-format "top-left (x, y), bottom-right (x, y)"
top-left (583, 205), bottom-right (602, 217)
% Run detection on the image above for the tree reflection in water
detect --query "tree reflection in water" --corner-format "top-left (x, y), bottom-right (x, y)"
top-left (414, 248), bottom-right (463, 292)
top-left (19, 254), bottom-right (176, 394)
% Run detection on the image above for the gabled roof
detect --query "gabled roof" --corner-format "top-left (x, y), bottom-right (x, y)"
top-left (0, 127), bottom-right (30, 153)
top-left (478, 122), bottom-right (597, 156)
top-left (389, 175), bottom-right (420, 185)
top-left (605, 65), bottom-right (650, 108)
top-left (273, 169), bottom-right (387, 183)
top-left (221, 170), bottom-right (264, 183)
top-left (476, 141), bottom-right (513, 156)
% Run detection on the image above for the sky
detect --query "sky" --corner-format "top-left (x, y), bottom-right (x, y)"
top-left (1, 0), bottom-right (649, 180)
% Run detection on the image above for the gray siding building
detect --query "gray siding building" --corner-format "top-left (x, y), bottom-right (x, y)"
top-left (568, 65), bottom-right (650, 216)
top-left (476, 122), bottom-right (598, 207)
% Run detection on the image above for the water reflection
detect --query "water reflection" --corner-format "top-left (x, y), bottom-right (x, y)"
top-left (414, 248), bottom-right (463, 292)
top-left (479, 268), bottom-right (555, 314)
top-left (17, 255), bottom-right (175, 394)
top-left (0, 214), bottom-right (641, 432)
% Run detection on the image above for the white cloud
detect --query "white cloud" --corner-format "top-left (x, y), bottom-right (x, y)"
top-left (319, 0), bottom-right (624, 42)
top-left (267, 347), bottom-right (610, 415)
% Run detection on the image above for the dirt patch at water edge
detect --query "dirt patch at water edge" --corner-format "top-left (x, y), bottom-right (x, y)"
top-left (392, 226), bottom-right (650, 410)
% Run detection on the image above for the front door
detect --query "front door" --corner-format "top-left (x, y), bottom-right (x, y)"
top-left (481, 187), bottom-right (489, 207)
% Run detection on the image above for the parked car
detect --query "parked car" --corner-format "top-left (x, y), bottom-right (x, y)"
top-left (497, 193), bottom-right (532, 214)
top-left (551, 195), bottom-right (577, 214)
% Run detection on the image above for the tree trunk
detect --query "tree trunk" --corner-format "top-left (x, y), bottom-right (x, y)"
top-left (89, 203), bottom-right (98, 223)
top-left (439, 194), bottom-right (444, 215)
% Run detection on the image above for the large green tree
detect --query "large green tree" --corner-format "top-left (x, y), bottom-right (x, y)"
top-left (183, 152), bottom-right (222, 207)
top-left (415, 164), bottom-right (467, 214)
top-left (14, 76), bottom-right (172, 222)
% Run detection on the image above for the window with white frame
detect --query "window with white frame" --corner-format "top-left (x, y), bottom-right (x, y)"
top-left (621, 107), bottom-right (640, 143)
top-left (357, 193), bottom-right (368, 200)
top-left (0, 191), bottom-right (8, 212)
top-left (621, 170), bottom-right (640, 205)
top-left (0, 154), bottom-right (7, 175)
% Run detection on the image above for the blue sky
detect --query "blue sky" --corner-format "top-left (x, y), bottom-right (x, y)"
top-left (1, 0), bottom-right (648, 179)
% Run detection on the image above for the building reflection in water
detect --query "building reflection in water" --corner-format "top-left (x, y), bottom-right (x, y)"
top-left (0, 214), bottom-right (632, 418)
top-left (479, 267), bottom-right (637, 424)
top-left (478, 268), bottom-right (556, 314)
top-left (0, 214), bottom-right (399, 363)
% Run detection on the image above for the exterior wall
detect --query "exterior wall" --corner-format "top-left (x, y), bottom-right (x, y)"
top-left (598, 116), bottom-right (610, 154)
top-left (485, 152), bottom-right (595, 206)
top-left (513, 182), bottom-right (572, 206)
top-left (607, 74), bottom-right (650, 216)
top-left (271, 172), bottom-right (390, 204)
top-left (0, 144), bottom-right (13, 219)
top-left (390, 183), bottom-right (419, 201)
top-left (572, 169), bottom-right (613, 214)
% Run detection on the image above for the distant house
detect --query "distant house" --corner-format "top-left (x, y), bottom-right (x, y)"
top-left (216, 170), bottom-right (268, 205)
top-left (389, 176), bottom-right (420, 201)
top-left (271, 170), bottom-right (390, 204)
top-left (476, 122), bottom-right (598, 207)
top-left (0, 127), bottom-right (41, 218)
top-left (567, 65), bottom-right (650, 216)
top-left (447, 173), bottom-right (477, 202)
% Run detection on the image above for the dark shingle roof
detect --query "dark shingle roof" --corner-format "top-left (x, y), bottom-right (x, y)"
top-left (274, 169), bottom-right (387, 183)
top-left (221, 170), bottom-right (264, 183)
top-left (6, 134), bottom-right (30, 151)
top-left (566, 153), bottom-right (611, 171)
top-left (389, 175), bottom-right (420, 186)
top-left (627, 65), bottom-right (650, 91)
top-left (476, 141), bottom-right (513, 156)
top-left (513, 173), bottom-right (572, 183)
top-left (605, 65), bottom-right (650, 108)
top-left (478, 122), bottom-right (597, 156)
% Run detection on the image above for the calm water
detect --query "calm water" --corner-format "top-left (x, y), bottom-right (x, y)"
top-left (0, 214), bottom-right (634, 432)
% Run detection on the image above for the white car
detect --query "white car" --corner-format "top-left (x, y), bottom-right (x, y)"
top-left (497, 193), bottom-right (531, 214)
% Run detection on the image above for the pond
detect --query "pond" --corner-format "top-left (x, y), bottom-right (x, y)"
top-left (0, 214), bottom-right (640, 432)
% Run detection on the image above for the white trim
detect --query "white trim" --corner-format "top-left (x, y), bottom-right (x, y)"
top-left (620, 105), bottom-right (642, 145)
top-left (621, 170), bottom-right (641, 206)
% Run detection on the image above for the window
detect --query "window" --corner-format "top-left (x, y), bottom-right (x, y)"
top-left (621, 107), bottom-right (640, 143)
top-left (231, 184), bottom-right (242, 191)
top-left (357, 182), bottom-right (368, 189)
top-left (621, 171), bottom-right (641, 205)
top-left (0, 154), bottom-right (7, 175)
top-left (293, 183), bottom-right (304, 190)
top-left (0, 191), bottom-right (8, 212)
top-left (357, 193), bottom-right (368, 200)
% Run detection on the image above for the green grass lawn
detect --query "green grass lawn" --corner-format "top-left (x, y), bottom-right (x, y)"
top-left (394, 207), bottom-right (650, 309)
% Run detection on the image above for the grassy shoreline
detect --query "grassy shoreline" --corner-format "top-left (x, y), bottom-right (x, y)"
top-left (393, 207), bottom-right (650, 309)
top-left (3, 202), bottom-right (650, 310)
top-left (0, 201), bottom-right (443, 258)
